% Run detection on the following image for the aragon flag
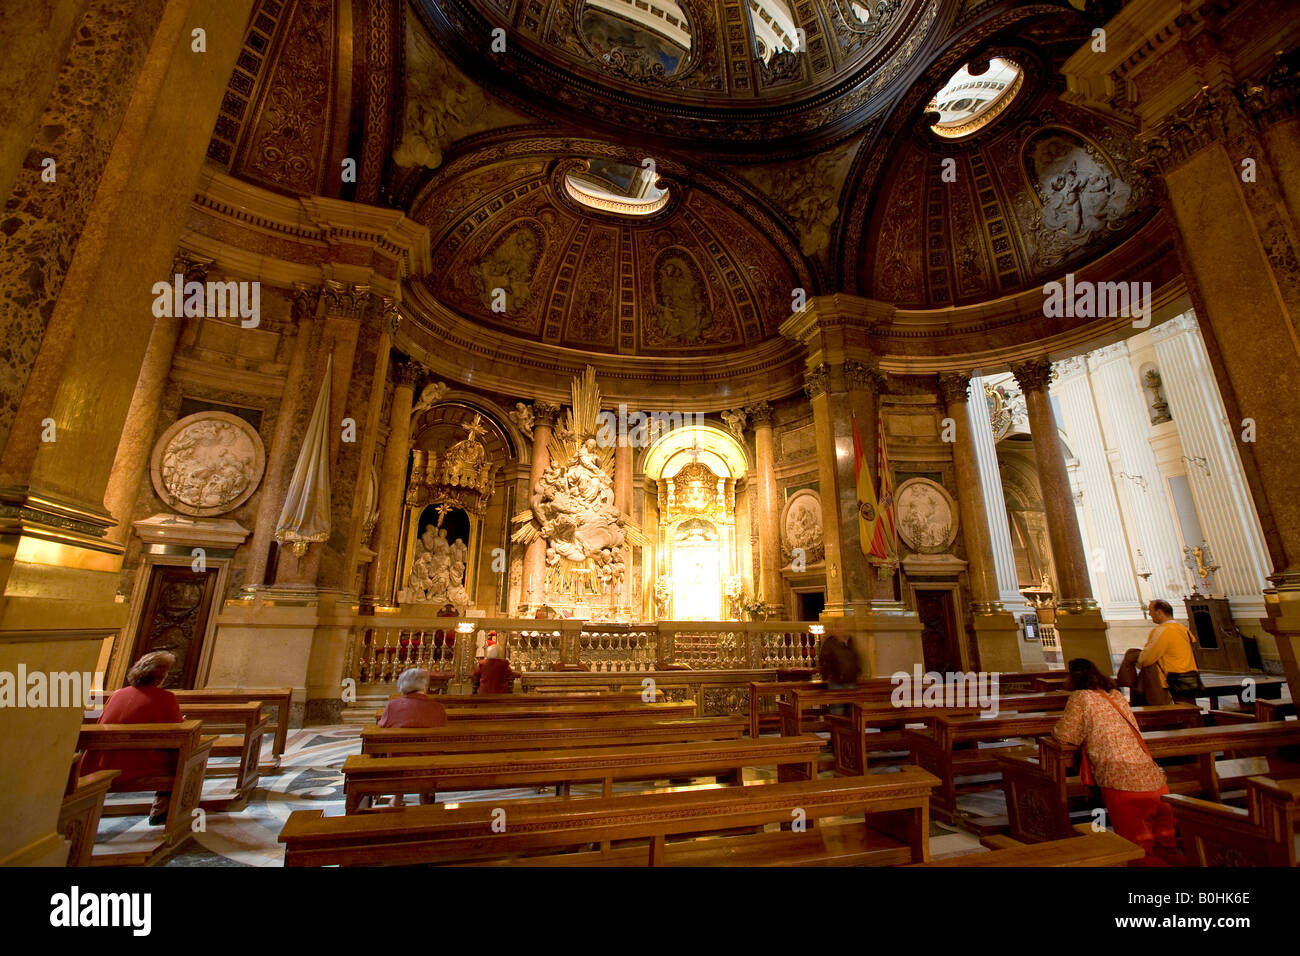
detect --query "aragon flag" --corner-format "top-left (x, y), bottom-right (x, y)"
top-left (852, 415), bottom-right (880, 558)
top-left (874, 412), bottom-right (899, 564)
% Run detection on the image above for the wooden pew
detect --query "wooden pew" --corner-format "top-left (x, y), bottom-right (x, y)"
top-left (1165, 776), bottom-right (1299, 866)
top-left (375, 700), bottom-right (697, 722)
top-left (342, 735), bottom-right (825, 813)
top-left (280, 769), bottom-right (940, 867)
top-left (826, 691), bottom-right (1075, 775)
top-left (437, 691), bottom-right (664, 707)
top-left (777, 681), bottom-right (897, 737)
top-left (910, 826), bottom-right (1143, 867)
top-left (172, 687), bottom-right (292, 769)
top-left (1257, 699), bottom-right (1296, 722)
top-left (999, 720), bottom-right (1300, 843)
top-left (76, 720), bottom-right (214, 866)
top-left (747, 679), bottom-right (827, 738)
top-left (175, 702), bottom-right (269, 810)
top-left (58, 757), bottom-right (118, 867)
top-left (1192, 676), bottom-right (1287, 709)
top-left (996, 671), bottom-right (1058, 693)
top-left (909, 705), bottom-right (1204, 824)
top-left (361, 716), bottom-right (745, 757)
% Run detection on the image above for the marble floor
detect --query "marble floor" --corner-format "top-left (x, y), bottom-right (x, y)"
top-left (89, 726), bottom-right (986, 866)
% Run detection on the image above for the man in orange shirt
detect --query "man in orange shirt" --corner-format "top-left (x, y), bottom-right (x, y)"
top-left (1137, 599), bottom-right (1202, 699)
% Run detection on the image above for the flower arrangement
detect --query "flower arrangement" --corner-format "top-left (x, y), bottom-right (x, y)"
top-left (723, 575), bottom-right (743, 600)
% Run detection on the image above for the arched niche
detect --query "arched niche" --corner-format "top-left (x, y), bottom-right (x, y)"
top-left (640, 422), bottom-right (750, 620)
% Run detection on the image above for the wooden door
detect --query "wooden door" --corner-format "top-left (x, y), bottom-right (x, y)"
top-left (130, 565), bottom-right (220, 689)
top-left (916, 589), bottom-right (962, 674)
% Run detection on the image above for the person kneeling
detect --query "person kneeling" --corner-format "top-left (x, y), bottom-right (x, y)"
top-left (1053, 657), bottom-right (1182, 866)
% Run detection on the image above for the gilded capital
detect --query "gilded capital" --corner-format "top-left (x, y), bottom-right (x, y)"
top-left (744, 401), bottom-right (775, 427)
top-left (533, 401), bottom-right (562, 430)
top-left (803, 364), bottom-right (830, 399)
top-left (1009, 357), bottom-right (1056, 394)
top-left (170, 250), bottom-right (214, 284)
top-left (394, 358), bottom-right (423, 389)
top-left (936, 372), bottom-right (972, 406)
top-left (844, 359), bottom-right (886, 394)
top-left (320, 279), bottom-right (373, 320)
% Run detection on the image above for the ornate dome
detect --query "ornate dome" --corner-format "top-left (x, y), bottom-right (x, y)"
top-left (405, 138), bottom-right (812, 356)
top-left (415, 0), bottom-right (944, 151)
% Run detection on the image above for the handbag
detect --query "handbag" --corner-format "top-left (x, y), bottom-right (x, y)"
top-left (1166, 670), bottom-right (1204, 696)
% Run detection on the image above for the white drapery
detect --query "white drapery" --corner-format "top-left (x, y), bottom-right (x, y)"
top-left (275, 353), bottom-right (333, 556)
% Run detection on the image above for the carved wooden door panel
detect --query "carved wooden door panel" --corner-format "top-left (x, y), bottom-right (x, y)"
top-left (131, 566), bottom-right (220, 689)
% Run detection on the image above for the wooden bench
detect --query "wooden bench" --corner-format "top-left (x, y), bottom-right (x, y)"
top-left (1192, 676), bottom-right (1287, 709)
top-left (1257, 699), bottom-right (1297, 722)
top-left (1164, 776), bottom-right (1299, 866)
top-left (76, 720), bottom-right (214, 866)
top-left (999, 720), bottom-right (1300, 843)
top-left (175, 702), bottom-right (269, 810)
top-left (996, 671), bottom-right (1058, 693)
top-left (777, 681), bottom-right (897, 737)
top-left (747, 679), bottom-right (827, 738)
top-left (361, 716), bottom-right (746, 757)
top-left (280, 769), bottom-right (940, 867)
top-left (172, 687), bottom-right (292, 769)
top-left (826, 691), bottom-right (1075, 775)
top-left (375, 700), bottom-right (697, 722)
top-left (909, 705), bottom-right (1204, 824)
top-left (342, 735), bottom-right (825, 813)
top-left (438, 690), bottom-right (664, 707)
top-left (57, 756), bottom-right (118, 867)
top-left (910, 826), bottom-right (1143, 867)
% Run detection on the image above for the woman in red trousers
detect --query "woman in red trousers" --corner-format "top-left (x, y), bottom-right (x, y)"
top-left (1052, 657), bottom-right (1180, 865)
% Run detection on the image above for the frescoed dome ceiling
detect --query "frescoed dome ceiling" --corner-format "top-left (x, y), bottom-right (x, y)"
top-left (415, 0), bottom-right (944, 151)
top-left (405, 138), bottom-right (813, 356)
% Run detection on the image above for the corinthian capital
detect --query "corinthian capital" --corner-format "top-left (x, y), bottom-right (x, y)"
top-left (744, 401), bottom-right (774, 427)
top-left (936, 372), bottom-right (972, 406)
top-left (394, 358), bottom-right (423, 389)
top-left (844, 359), bottom-right (886, 394)
top-left (533, 401), bottom-right (562, 430)
top-left (803, 364), bottom-right (830, 399)
top-left (1009, 357), bottom-right (1056, 394)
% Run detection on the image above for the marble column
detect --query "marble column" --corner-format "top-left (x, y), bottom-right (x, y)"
top-left (939, 373), bottom-right (1022, 670)
top-left (1012, 357), bottom-right (1111, 672)
top-left (1062, 0), bottom-right (1300, 696)
top-left (747, 401), bottom-right (784, 612)
top-left (102, 251), bottom-right (209, 547)
top-left (368, 359), bottom-right (420, 605)
top-left (0, 0), bottom-right (257, 606)
top-left (1087, 345), bottom-right (1187, 607)
top-left (614, 437), bottom-right (632, 615)
top-left (968, 376), bottom-right (1027, 611)
top-left (845, 360), bottom-right (898, 605)
top-left (1051, 356), bottom-right (1143, 618)
top-left (523, 402), bottom-right (560, 611)
top-left (1151, 314), bottom-right (1273, 603)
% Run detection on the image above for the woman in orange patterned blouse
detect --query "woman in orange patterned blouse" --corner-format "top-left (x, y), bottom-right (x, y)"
top-left (1052, 657), bottom-right (1178, 865)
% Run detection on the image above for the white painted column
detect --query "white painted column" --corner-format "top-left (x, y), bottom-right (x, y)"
top-left (1051, 358), bottom-right (1143, 617)
top-left (1151, 313), bottom-right (1272, 607)
top-left (1089, 342), bottom-right (1188, 604)
top-left (969, 375), bottom-right (1027, 612)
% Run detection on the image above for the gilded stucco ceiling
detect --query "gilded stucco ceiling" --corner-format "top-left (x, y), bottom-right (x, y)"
top-left (415, 0), bottom-right (944, 150)
top-left (408, 141), bottom-right (813, 355)
top-left (197, 0), bottom-right (1181, 372)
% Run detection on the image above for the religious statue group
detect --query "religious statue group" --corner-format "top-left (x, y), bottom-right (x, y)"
top-left (531, 437), bottom-right (627, 589)
top-left (405, 525), bottom-right (470, 610)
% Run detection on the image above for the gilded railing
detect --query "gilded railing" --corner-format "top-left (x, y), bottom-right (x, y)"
top-left (345, 615), bottom-right (823, 687)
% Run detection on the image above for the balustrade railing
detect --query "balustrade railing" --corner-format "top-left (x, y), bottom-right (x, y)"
top-left (345, 615), bottom-right (824, 686)
top-left (1039, 623), bottom-right (1060, 651)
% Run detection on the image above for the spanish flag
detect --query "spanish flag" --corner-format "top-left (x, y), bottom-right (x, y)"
top-left (852, 415), bottom-right (880, 558)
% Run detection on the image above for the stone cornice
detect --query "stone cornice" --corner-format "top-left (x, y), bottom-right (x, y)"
top-left (180, 165), bottom-right (431, 295)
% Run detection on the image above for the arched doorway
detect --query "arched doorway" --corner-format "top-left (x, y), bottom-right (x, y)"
top-left (641, 424), bottom-right (752, 621)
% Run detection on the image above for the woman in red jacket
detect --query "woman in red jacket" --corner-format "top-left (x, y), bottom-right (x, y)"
top-left (82, 651), bottom-right (182, 826)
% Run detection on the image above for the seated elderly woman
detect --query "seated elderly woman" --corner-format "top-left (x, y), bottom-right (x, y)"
top-left (82, 650), bottom-right (183, 826)
top-left (378, 668), bottom-right (448, 728)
